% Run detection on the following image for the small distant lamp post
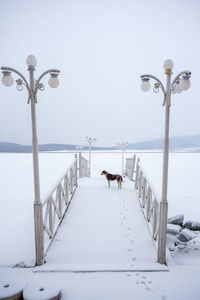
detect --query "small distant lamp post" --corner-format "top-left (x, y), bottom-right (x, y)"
top-left (1, 55), bottom-right (60, 266)
top-left (85, 137), bottom-right (97, 177)
top-left (117, 142), bottom-right (128, 176)
top-left (140, 59), bottom-right (191, 264)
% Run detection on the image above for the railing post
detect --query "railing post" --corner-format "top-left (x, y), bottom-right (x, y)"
top-left (70, 168), bottom-right (73, 194)
top-left (49, 197), bottom-right (53, 237)
top-left (146, 189), bottom-right (151, 221)
top-left (142, 177), bottom-right (146, 207)
top-left (135, 158), bottom-right (140, 189)
top-left (75, 154), bottom-right (78, 186)
top-left (138, 172), bottom-right (143, 198)
top-left (79, 152), bottom-right (82, 178)
top-left (153, 201), bottom-right (158, 239)
top-left (65, 175), bottom-right (69, 204)
top-left (125, 159), bottom-right (128, 176)
top-left (58, 184), bottom-right (62, 218)
top-left (131, 155), bottom-right (136, 181)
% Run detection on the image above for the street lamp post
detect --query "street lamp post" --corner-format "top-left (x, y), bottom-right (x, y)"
top-left (1, 55), bottom-right (60, 266)
top-left (117, 142), bottom-right (128, 176)
top-left (85, 137), bottom-right (97, 177)
top-left (140, 59), bottom-right (191, 264)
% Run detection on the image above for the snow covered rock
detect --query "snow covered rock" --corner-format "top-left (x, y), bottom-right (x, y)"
top-left (0, 281), bottom-right (24, 300)
top-left (177, 228), bottom-right (195, 242)
top-left (183, 220), bottom-right (200, 231)
top-left (166, 233), bottom-right (180, 251)
top-left (167, 224), bottom-right (182, 235)
top-left (168, 214), bottom-right (184, 227)
top-left (23, 281), bottom-right (61, 300)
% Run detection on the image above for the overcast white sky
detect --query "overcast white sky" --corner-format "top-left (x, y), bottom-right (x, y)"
top-left (0, 0), bottom-right (199, 147)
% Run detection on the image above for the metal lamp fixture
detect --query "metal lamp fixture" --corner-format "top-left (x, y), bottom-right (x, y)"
top-left (1, 55), bottom-right (60, 266)
top-left (140, 59), bottom-right (191, 264)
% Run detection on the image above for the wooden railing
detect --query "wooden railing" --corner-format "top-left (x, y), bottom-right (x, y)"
top-left (42, 155), bottom-right (78, 254)
top-left (125, 155), bottom-right (136, 180)
top-left (135, 158), bottom-right (160, 243)
top-left (79, 152), bottom-right (89, 178)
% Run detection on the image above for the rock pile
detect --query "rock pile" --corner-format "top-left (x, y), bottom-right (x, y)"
top-left (167, 214), bottom-right (200, 251)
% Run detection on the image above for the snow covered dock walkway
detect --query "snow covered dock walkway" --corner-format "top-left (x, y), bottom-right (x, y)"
top-left (39, 177), bottom-right (167, 272)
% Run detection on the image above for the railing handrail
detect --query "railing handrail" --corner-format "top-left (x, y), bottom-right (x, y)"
top-left (135, 157), bottom-right (161, 243)
top-left (79, 152), bottom-right (90, 178)
top-left (42, 156), bottom-right (78, 255)
top-left (137, 160), bottom-right (161, 202)
top-left (125, 155), bottom-right (136, 180)
top-left (42, 158), bottom-right (76, 206)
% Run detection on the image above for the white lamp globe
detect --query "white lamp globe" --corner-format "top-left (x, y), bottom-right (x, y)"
top-left (2, 71), bottom-right (14, 87)
top-left (48, 73), bottom-right (59, 88)
top-left (26, 55), bottom-right (37, 67)
top-left (141, 78), bottom-right (150, 92)
top-left (181, 76), bottom-right (191, 90)
top-left (163, 59), bottom-right (174, 71)
top-left (175, 84), bottom-right (182, 94)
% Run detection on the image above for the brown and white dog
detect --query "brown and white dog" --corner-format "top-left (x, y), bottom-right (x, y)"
top-left (101, 170), bottom-right (123, 189)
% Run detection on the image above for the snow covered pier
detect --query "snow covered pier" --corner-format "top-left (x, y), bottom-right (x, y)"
top-left (38, 176), bottom-right (167, 273)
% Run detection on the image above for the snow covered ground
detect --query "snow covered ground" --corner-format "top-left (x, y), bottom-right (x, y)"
top-left (0, 151), bottom-right (200, 299)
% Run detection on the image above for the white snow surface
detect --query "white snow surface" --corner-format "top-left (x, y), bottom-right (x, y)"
top-left (1, 151), bottom-right (200, 299)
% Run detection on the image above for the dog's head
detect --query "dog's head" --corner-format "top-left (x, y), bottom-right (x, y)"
top-left (101, 170), bottom-right (108, 176)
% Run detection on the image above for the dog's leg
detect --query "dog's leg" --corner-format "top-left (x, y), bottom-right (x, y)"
top-left (119, 179), bottom-right (121, 189)
top-left (108, 180), bottom-right (110, 188)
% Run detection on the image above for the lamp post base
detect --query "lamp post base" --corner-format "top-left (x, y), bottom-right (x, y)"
top-left (157, 201), bottom-right (168, 264)
top-left (33, 202), bottom-right (44, 266)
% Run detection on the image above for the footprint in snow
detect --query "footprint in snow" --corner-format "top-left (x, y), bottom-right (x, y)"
top-left (127, 248), bottom-right (133, 252)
